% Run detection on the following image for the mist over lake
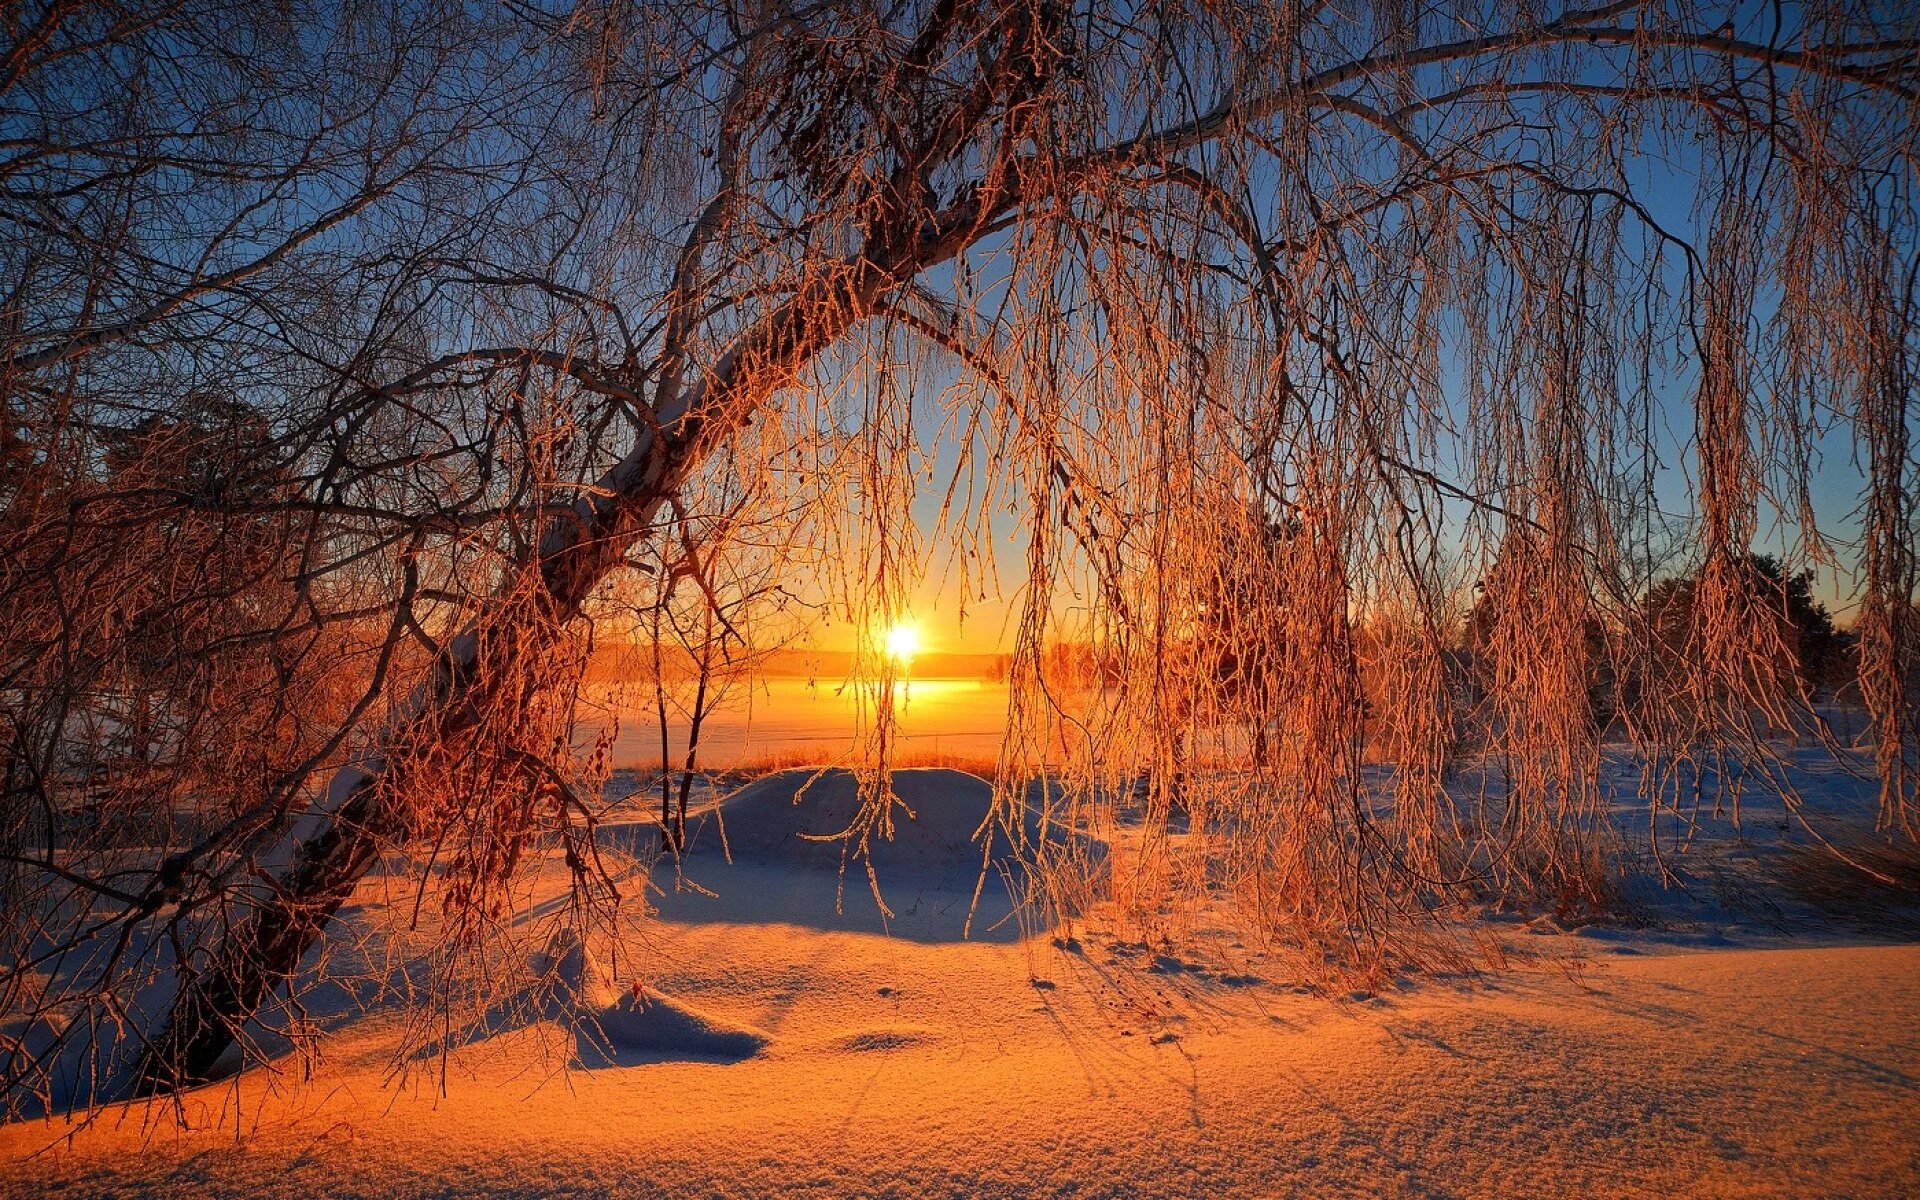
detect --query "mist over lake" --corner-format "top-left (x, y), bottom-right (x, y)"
top-left (587, 676), bottom-right (1016, 768)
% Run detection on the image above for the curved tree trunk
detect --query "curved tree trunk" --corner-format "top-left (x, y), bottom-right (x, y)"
top-left (131, 244), bottom-right (960, 1093)
top-left (135, 437), bottom-right (694, 1092)
top-left (136, 772), bottom-right (387, 1090)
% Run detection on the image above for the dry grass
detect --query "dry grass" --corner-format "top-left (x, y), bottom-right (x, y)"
top-left (1775, 842), bottom-right (1920, 933)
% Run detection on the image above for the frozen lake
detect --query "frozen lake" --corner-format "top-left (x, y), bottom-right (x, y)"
top-left (585, 676), bottom-right (1015, 768)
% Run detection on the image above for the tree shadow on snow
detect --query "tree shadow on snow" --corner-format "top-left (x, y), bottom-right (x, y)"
top-left (609, 769), bottom-right (1104, 945)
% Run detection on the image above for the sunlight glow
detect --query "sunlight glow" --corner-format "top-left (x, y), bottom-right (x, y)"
top-left (883, 622), bottom-right (920, 666)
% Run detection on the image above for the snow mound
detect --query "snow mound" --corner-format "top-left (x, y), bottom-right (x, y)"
top-left (685, 768), bottom-right (1094, 879)
top-left (830, 1025), bottom-right (942, 1053)
top-left (534, 929), bottom-right (769, 1065)
top-left (532, 927), bottom-right (620, 1009)
top-left (576, 989), bottom-right (771, 1066)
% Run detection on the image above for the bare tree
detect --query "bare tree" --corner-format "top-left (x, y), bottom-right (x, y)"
top-left (616, 449), bottom-right (807, 853)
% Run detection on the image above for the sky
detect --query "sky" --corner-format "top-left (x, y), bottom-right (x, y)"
top-left (757, 4), bottom-right (1908, 661)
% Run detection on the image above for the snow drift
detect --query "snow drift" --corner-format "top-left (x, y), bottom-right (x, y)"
top-left (419, 929), bottom-right (772, 1067)
top-left (679, 767), bottom-right (1096, 877)
top-left (623, 768), bottom-right (1102, 942)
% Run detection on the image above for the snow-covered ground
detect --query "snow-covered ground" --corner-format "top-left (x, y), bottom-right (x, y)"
top-left (4, 759), bottom-right (1917, 1198)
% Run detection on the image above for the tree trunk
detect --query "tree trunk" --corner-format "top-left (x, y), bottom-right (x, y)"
top-left (132, 250), bottom-right (927, 1093)
top-left (135, 530), bottom-right (654, 1088)
top-left (136, 773), bottom-right (386, 1090)
top-left (133, 455), bottom-right (681, 1090)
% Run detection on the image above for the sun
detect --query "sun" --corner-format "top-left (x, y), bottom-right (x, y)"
top-left (883, 622), bottom-right (920, 666)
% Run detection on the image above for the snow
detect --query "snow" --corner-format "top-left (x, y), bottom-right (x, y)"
top-left (4, 764), bottom-right (1918, 1197)
top-left (532, 928), bottom-right (772, 1065)
top-left (636, 766), bottom-right (1087, 872)
top-left (630, 767), bottom-right (1097, 941)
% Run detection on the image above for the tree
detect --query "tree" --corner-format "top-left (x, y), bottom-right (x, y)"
top-left (3, 0), bottom-right (1917, 1108)
top-left (620, 459), bottom-right (808, 854)
top-left (1195, 509), bottom-right (1296, 765)
top-left (1639, 554), bottom-right (1841, 696)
